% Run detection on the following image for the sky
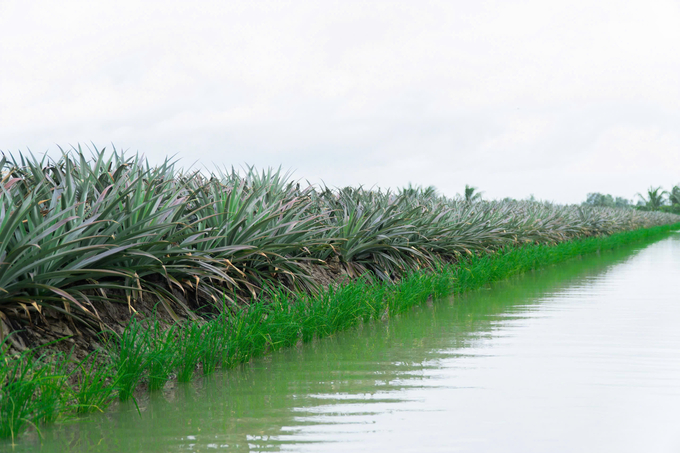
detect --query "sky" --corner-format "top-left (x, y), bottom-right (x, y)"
top-left (1, 0), bottom-right (678, 204)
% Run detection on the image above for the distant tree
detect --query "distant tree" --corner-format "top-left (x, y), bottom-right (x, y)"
top-left (669, 185), bottom-right (680, 206)
top-left (400, 183), bottom-right (438, 199)
top-left (584, 193), bottom-right (632, 209)
top-left (464, 185), bottom-right (483, 203)
top-left (636, 186), bottom-right (668, 210)
top-left (614, 197), bottom-right (631, 208)
top-left (584, 193), bottom-right (615, 207)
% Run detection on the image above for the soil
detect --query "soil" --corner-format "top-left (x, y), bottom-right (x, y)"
top-left (0, 261), bottom-right (352, 361)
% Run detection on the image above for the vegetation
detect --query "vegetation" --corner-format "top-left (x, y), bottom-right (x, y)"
top-left (583, 192), bottom-right (631, 208)
top-left (584, 185), bottom-right (680, 215)
top-left (1, 222), bottom-right (678, 443)
top-left (1, 147), bottom-right (677, 338)
top-left (463, 184), bottom-right (483, 202)
top-left (669, 186), bottom-right (680, 206)
top-left (1, 145), bottom-right (679, 442)
top-left (637, 186), bottom-right (668, 210)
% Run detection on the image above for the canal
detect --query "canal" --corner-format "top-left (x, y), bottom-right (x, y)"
top-left (15, 233), bottom-right (680, 452)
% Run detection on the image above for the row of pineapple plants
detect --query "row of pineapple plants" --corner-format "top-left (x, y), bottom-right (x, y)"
top-left (1, 146), bottom-right (678, 335)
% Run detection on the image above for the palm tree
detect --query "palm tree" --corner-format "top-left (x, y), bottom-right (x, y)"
top-left (400, 183), bottom-right (438, 199)
top-left (636, 186), bottom-right (667, 210)
top-left (669, 185), bottom-right (680, 206)
top-left (464, 184), bottom-right (483, 203)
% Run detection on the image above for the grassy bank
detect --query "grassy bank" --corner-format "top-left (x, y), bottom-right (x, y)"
top-left (2, 222), bottom-right (678, 443)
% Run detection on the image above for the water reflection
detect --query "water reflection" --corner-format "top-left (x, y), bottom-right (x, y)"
top-left (12, 235), bottom-right (680, 452)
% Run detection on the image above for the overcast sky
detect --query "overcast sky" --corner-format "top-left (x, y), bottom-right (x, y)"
top-left (1, 0), bottom-right (678, 203)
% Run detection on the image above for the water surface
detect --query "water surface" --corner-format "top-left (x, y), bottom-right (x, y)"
top-left (14, 234), bottom-right (680, 452)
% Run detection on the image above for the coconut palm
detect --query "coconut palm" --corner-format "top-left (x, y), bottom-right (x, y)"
top-left (637, 186), bottom-right (667, 210)
top-left (669, 185), bottom-right (680, 206)
top-left (464, 185), bottom-right (483, 203)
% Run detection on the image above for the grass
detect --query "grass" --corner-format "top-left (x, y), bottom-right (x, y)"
top-left (175, 322), bottom-right (203, 383)
top-left (147, 321), bottom-right (177, 391)
top-left (68, 351), bottom-right (117, 414)
top-left (112, 318), bottom-right (149, 402)
top-left (0, 344), bottom-right (44, 443)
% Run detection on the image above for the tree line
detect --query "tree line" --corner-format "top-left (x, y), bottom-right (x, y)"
top-left (584, 185), bottom-right (680, 213)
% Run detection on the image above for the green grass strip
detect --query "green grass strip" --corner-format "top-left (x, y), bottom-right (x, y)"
top-left (449, 222), bottom-right (680, 294)
top-left (2, 222), bottom-right (678, 442)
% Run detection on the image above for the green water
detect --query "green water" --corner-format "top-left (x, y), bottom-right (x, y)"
top-left (10, 234), bottom-right (680, 452)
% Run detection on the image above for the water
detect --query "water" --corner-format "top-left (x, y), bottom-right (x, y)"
top-left (12, 234), bottom-right (680, 452)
